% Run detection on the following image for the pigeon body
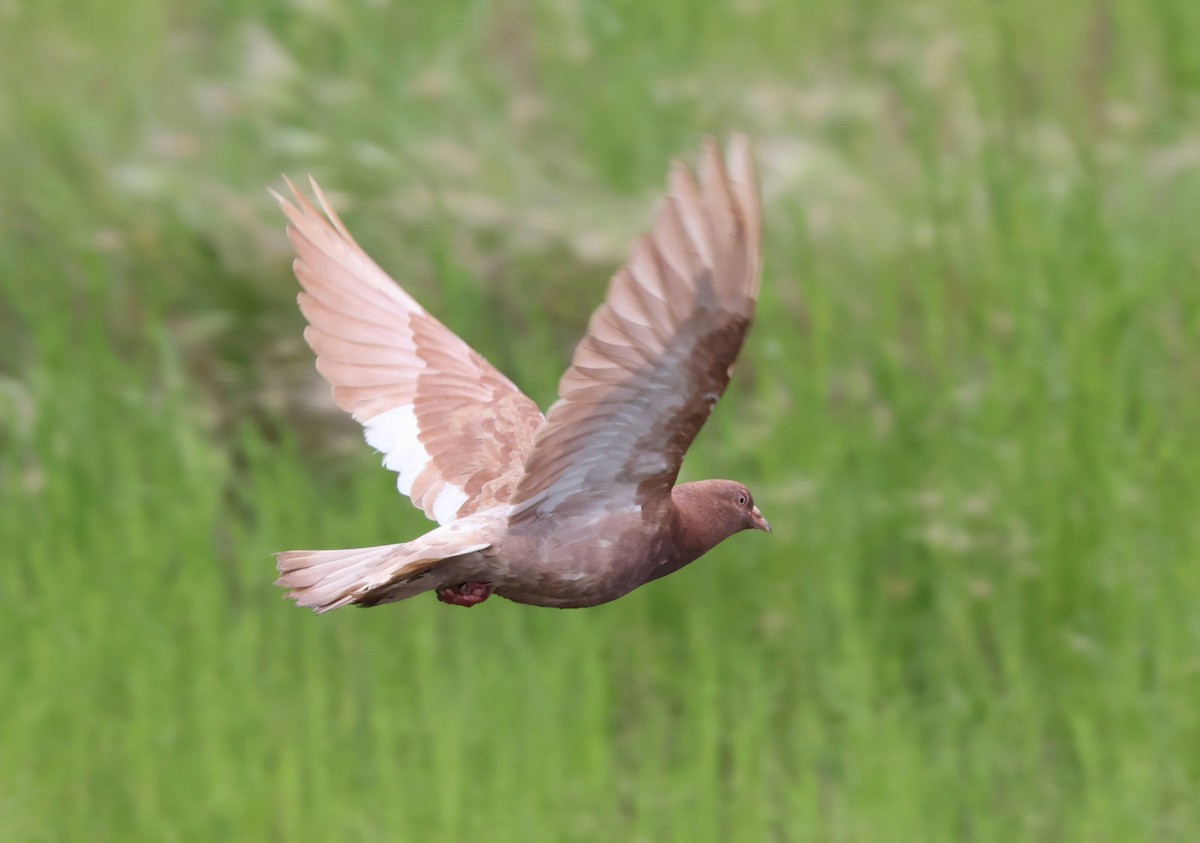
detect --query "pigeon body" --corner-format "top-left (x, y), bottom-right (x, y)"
top-left (273, 136), bottom-right (768, 612)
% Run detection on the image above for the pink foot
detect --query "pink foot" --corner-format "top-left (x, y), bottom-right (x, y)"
top-left (436, 581), bottom-right (494, 607)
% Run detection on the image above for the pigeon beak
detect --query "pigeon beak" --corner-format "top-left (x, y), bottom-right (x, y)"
top-left (749, 506), bottom-right (771, 534)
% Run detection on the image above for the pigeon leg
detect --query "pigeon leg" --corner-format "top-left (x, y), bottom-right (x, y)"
top-left (436, 581), bottom-right (494, 607)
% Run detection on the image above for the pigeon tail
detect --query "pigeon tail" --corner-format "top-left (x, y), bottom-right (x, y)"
top-left (275, 533), bottom-right (490, 613)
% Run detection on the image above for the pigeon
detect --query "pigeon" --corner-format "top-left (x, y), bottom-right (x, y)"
top-left (272, 135), bottom-right (769, 613)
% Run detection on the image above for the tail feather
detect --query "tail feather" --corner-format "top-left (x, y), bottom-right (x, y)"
top-left (275, 536), bottom-right (490, 613)
top-left (276, 544), bottom-right (395, 589)
top-left (276, 543), bottom-right (406, 613)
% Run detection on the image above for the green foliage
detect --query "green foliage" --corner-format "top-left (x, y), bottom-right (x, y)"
top-left (2, 0), bottom-right (1199, 840)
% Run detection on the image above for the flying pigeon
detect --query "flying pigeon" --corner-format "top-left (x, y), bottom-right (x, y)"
top-left (272, 135), bottom-right (769, 612)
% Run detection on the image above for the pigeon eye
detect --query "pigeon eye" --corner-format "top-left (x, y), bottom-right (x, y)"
top-left (736, 492), bottom-right (749, 507)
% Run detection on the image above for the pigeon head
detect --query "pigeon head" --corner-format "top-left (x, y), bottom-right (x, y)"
top-left (671, 479), bottom-right (771, 561)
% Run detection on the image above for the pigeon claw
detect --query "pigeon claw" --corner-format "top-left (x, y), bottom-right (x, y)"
top-left (436, 581), bottom-right (494, 607)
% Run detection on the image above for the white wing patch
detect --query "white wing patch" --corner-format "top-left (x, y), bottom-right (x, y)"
top-left (364, 405), bottom-right (423, 495)
top-left (432, 486), bottom-right (469, 525)
top-left (364, 405), bottom-right (468, 525)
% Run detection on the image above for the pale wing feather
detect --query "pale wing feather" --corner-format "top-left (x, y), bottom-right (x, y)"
top-left (510, 136), bottom-right (762, 521)
top-left (274, 179), bottom-right (544, 525)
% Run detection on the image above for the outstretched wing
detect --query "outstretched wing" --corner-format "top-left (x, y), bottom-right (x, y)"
top-left (509, 136), bottom-right (762, 522)
top-left (274, 179), bottom-right (545, 525)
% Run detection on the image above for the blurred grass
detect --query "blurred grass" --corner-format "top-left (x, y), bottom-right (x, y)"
top-left (2, 0), bottom-right (1200, 840)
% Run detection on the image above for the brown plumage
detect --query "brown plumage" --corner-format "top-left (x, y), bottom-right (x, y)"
top-left (272, 136), bottom-right (769, 612)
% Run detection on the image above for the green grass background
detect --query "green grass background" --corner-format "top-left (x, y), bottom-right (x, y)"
top-left (2, 0), bottom-right (1199, 840)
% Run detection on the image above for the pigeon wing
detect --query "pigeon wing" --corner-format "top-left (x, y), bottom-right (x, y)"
top-left (274, 179), bottom-right (545, 525)
top-left (509, 136), bottom-right (762, 522)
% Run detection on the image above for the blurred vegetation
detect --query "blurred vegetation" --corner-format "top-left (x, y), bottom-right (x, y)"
top-left (2, 0), bottom-right (1199, 840)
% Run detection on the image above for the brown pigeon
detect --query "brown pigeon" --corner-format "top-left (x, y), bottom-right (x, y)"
top-left (272, 135), bottom-right (768, 612)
